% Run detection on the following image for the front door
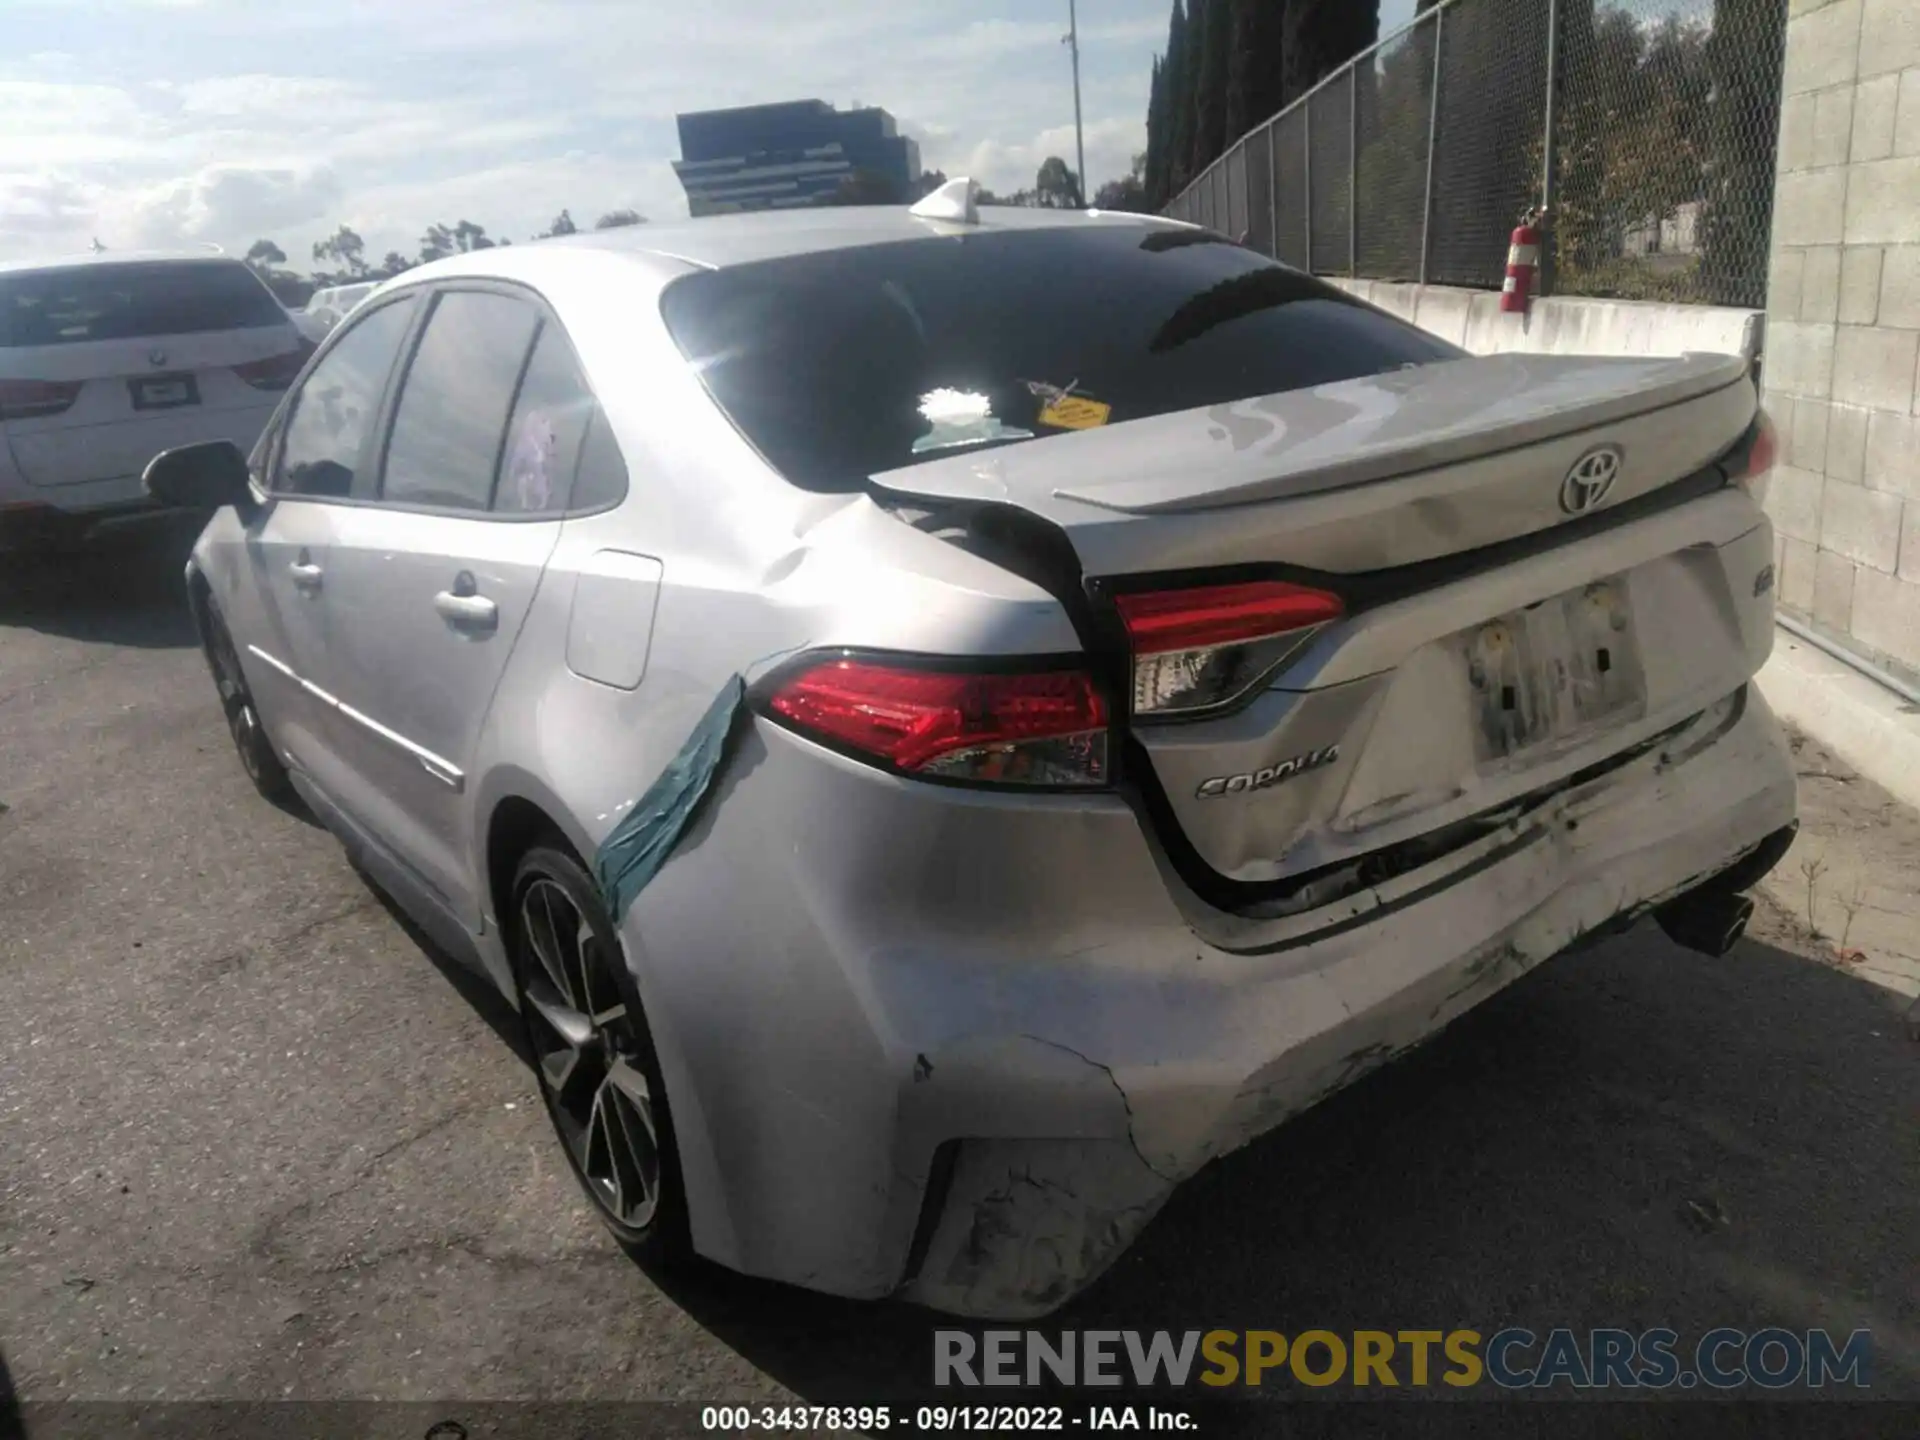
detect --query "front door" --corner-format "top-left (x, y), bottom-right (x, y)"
top-left (238, 498), bottom-right (343, 784)
top-left (234, 292), bottom-right (422, 802)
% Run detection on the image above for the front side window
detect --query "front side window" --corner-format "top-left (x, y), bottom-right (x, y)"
top-left (381, 291), bottom-right (539, 512)
top-left (273, 296), bottom-right (418, 499)
top-left (660, 225), bottom-right (1463, 494)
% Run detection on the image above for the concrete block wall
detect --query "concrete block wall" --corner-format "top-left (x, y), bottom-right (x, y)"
top-left (1327, 278), bottom-right (1764, 361)
top-left (1765, 0), bottom-right (1920, 684)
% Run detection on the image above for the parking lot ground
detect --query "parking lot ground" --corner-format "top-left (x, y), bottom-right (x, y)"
top-left (2, 527), bottom-right (1918, 1420)
top-left (1750, 728), bottom-right (1920, 1005)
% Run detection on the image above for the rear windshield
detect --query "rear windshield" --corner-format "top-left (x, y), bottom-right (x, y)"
top-left (0, 260), bottom-right (288, 347)
top-left (659, 224), bottom-right (1463, 493)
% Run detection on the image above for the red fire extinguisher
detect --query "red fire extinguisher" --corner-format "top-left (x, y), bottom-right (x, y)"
top-left (1501, 209), bottom-right (1544, 314)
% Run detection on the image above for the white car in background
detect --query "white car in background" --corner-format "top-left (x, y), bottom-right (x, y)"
top-left (299, 281), bottom-right (378, 340)
top-left (0, 249), bottom-right (313, 551)
top-left (290, 308), bottom-right (333, 345)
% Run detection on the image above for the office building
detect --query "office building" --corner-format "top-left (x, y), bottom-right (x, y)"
top-left (672, 99), bottom-right (921, 215)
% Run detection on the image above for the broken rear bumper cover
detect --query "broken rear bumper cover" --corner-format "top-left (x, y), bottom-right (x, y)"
top-left (616, 683), bottom-right (1797, 1320)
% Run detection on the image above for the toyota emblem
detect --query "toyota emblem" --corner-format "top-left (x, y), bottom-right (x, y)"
top-left (1560, 445), bottom-right (1622, 515)
top-left (148, 348), bottom-right (168, 368)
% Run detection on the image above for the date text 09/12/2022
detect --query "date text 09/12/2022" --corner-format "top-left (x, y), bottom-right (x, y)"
top-left (701, 1406), bottom-right (1191, 1432)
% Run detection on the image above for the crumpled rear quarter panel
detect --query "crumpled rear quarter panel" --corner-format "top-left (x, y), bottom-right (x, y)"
top-left (617, 685), bottom-right (1795, 1319)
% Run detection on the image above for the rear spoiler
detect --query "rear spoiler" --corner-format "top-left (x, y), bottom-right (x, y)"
top-left (868, 351), bottom-right (1753, 520)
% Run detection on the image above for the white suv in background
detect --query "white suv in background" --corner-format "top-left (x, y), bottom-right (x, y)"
top-left (0, 249), bottom-right (313, 552)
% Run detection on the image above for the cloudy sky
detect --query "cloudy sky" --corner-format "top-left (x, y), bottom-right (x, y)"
top-left (0, 0), bottom-right (1423, 269)
top-left (0, 0), bottom-right (1160, 267)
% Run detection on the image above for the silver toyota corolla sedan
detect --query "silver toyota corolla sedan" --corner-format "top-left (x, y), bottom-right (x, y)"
top-left (144, 182), bottom-right (1798, 1320)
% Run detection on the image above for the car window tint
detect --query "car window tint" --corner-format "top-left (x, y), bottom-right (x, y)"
top-left (273, 296), bottom-right (417, 499)
top-left (570, 408), bottom-right (630, 512)
top-left (659, 226), bottom-right (1463, 494)
top-left (0, 260), bottom-right (288, 347)
top-left (381, 291), bottom-right (539, 512)
top-left (494, 323), bottom-right (594, 515)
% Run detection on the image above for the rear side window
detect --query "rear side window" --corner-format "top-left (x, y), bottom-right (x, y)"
top-left (495, 324), bottom-right (594, 515)
top-left (570, 410), bottom-right (630, 512)
top-left (0, 260), bottom-right (288, 347)
top-left (274, 296), bottom-right (418, 499)
top-left (660, 226), bottom-right (1462, 493)
top-left (381, 291), bottom-right (539, 511)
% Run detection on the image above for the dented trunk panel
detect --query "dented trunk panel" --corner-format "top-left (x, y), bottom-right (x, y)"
top-left (875, 352), bottom-right (1765, 891)
top-left (1462, 580), bottom-right (1646, 763)
top-left (1138, 496), bottom-right (1774, 885)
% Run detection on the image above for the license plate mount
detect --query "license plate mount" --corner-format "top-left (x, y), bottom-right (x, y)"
top-left (129, 373), bottom-right (200, 411)
top-left (1465, 578), bottom-right (1646, 765)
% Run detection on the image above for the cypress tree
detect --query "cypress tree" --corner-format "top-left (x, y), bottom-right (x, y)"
top-left (1166, 0), bottom-right (1196, 194)
top-left (1193, 0), bottom-right (1232, 174)
top-left (1280, 0), bottom-right (1381, 108)
top-left (1145, 56), bottom-right (1167, 208)
top-left (1226, 0), bottom-right (1289, 140)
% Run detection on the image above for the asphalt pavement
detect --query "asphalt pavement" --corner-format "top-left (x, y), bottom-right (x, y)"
top-left (1, 524), bottom-right (1916, 1422)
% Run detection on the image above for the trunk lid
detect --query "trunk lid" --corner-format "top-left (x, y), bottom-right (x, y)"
top-left (869, 351), bottom-right (1754, 576)
top-left (870, 351), bottom-right (1767, 900)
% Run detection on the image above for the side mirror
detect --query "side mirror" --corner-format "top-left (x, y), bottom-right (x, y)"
top-left (143, 440), bottom-right (256, 513)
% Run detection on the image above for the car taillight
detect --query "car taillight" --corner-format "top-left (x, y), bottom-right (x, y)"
top-left (1733, 409), bottom-right (1777, 500)
top-left (765, 658), bottom-right (1110, 788)
top-left (233, 341), bottom-right (315, 391)
top-left (0, 379), bottom-right (84, 422)
top-left (1115, 579), bottom-right (1345, 720)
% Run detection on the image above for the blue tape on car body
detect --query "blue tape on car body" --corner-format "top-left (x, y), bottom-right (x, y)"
top-left (592, 672), bottom-right (747, 925)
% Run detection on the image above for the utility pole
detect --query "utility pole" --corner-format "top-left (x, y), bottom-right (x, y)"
top-left (1064, 0), bottom-right (1087, 206)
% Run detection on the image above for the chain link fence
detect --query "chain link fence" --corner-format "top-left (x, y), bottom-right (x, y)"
top-left (1164, 0), bottom-right (1784, 310)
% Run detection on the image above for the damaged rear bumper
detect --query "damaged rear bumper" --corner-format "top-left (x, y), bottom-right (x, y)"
top-left (617, 684), bottom-right (1796, 1320)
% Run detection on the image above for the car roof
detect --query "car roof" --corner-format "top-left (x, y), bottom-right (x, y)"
top-left (0, 247), bottom-right (244, 277)
top-left (400, 203), bottom-right (1194, 288)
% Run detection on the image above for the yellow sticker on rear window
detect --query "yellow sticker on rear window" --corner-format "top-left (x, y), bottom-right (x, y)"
top-left (1037, 396), bottom-right (1112, 430)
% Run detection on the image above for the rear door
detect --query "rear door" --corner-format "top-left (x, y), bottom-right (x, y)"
top-left (0, 259), bottom-right (310, 488)
top-left (318, 285), bottom-right (582, 928)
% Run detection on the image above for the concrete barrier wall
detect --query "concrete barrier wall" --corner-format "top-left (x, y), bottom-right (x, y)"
top-left (1325, 277), bottom-right (1765, 362)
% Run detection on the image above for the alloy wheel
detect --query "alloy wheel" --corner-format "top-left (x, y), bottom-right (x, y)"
top-left (207, 614), bottom-right (269, 785)
top-left (518, 876), bottom-right (661, 1231)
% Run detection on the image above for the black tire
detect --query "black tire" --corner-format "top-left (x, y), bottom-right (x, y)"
top-left (200, 597), bottom-right (294, 803)
top-left (509, 842), bottom-right (691, 1266)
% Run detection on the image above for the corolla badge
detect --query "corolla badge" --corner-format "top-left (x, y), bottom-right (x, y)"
top-left (1560, 445), bottom-right (1623, 515)
top-left (1197, 745), bottom-right (1341, 798)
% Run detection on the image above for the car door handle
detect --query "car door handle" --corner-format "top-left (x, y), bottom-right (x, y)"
top-left (289, 560), bottom-right (323, 591)
top-left (434, 590), bottom-right (498, 632)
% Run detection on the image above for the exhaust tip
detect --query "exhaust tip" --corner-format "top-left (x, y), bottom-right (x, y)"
top-left (1655, 891), bottom-right (1754, 958)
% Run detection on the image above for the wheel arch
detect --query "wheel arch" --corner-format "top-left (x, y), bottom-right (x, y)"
top-left (183, 560), bottom-right (216, 652)
top-left (477, 769), bottom-right (598, 940)
top-left (484, 794), bottom-right (570, 943)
